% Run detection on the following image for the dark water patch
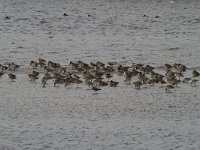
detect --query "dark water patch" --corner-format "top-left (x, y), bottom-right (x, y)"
top-left (35, 10), bottom-right (47, 13)
top-left (14, 18), bottom-right (30, 22)
top-left (86, 55), bottom-right (92, 58)
top-left (163, 47), bottom-right (180, 51)
top-left (164, 32), bottom-right (180, 35)
top-left (4, 16), bottom-right (11, 20)
top-left (128, 25), bottom-right (149, 30)
top-left (183, 18), bottom-right (200, 25)
top-left (66, 38), bottom-right (73, 42)
top-left (47, 51), bottom-right (58, 54)
top-left (107, 43), bottom-right (124, 49)
top-left (17, 46), bottom-right (24, 49)
top-left (39, 19), bottom-right (48, 24)
top-left (48, 36), bottom-right (54, 39)
top-left (9, 51), bottom-right (21, 54)
top-left (135, 53), bottom-right (143, 57)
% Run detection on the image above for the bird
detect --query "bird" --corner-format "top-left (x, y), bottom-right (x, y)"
top-left (54, 77), bottom-right (63, 87)
top-left (39, 58), bottom-right (46, 64)
top-left (72, 73), bottom-right (80, 79)
top-left (32, 71), bottom-right (40, 76)
top-left (109, 80), bottom-right (119, 87)
top-left (0, 71), bottom-right (4, 77)
top-left (191, 79), bottom-right (198, 87)
top-left (164, 63), bottom-right (172, 70)
top-left (98, 80), bottom-right (109, 86)
top-left (105, 73), bottom-right (113, 81)
top-left (192, 70), bottom-right (200, 77)
top-left (182, 78), bottom-right (191, 83)
top-left (92, 86), bottom-right (101, 92)
top-left (63, 13), bottom-right (68, 16)
top-left (165, 85), bottom-right (174, 93)
top-left (8, 73), bottom-right (16, 82)
top-left (30, 61), bottom-right (38, 68)
top-left (42, 77), bottom-right (47, 88)
top-left (28, 74), bottom-right (39, 81)
top-left (133, 81), bottom-right (142, 90)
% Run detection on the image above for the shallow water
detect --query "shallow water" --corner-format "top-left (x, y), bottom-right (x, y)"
top-left (0, 0), bottom-right (200, 149)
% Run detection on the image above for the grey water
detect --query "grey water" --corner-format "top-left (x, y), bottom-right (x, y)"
top-left (0, 0), bottom-right (200, 66)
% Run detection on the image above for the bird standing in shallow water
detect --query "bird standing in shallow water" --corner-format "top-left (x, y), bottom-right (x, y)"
top-left (133, 81), bottom-right (142, 90)
top-left (165, 85), bottom-right (174, 93)
top-left (182, 78), bottom-right (191, 83)
top-left (8, 73), bottom-right (16, 82)
top-left (191, 79), bottom-right (198, 87)
top-left (92, 86), bottom-right (101, 92)
top-left (0, 72), bottom-right (4, 77)
top-left (28, 74), bottom-right (39, 81)
top-left (109, 80), bottom-right (119, 87)
top-left (42, 77), bottom-right (47, 88)
top-left (106, 73), bottom-right (112, 81)
top-left (193, 70), bottom-right (200, 77)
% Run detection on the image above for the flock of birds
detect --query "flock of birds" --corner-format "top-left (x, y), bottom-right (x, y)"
top-left (0, 58), bottom-right (199, 93)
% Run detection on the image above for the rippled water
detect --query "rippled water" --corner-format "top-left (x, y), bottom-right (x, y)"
top-left (0, 0), bottom-right (200, 150)
top-left (1, 0), bottom-right (200, 66)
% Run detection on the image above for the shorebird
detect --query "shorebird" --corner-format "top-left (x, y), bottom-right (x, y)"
top-left (71, 78), bottom-right (83, 84)
top-left (72, 73), bottom-right (80, 79)
top-left (134, 63), bottom-right (144, 70)
top-left (38, 61), bottom-right (46, 68)
top-left (85, 80), bottom-right (94, 86)
top-left (171, 78), bottom-right (180, 87)
top-left (0, 64), bottom-right (8, 71)
top-left (69, 61), bottom-right (79, 70)
top-left (54, 77), bottom-right (63, 87)
top-left (133, 81), bottom-right (142, 90)
top-left (0, 72), bottom-right (4, 77)
top-left (191, 79), bottom-right (198, 87)
top-left (94, 70), bottom-right (104, 79)
top-left (142, 65), bottom-right (155, 73)
top-left (90, 62), bottom-right (97, 68)
top-left (109, 80), bottom-right (119, 87)
top-left (28, 74), bottom-right (39, 81)
top-left (175, 71), bottom-right (184, 80)
top-left (192, 70), bottom-right (200, 77)
top-left (8, 73), bottom-right (16, 82)
top-left (173, 63), bottom-right (186, 72)
top-left (32, 71), bottom-right (40, 76)
top-left (148, 78), bottom-right (157, 85)
top-left (124, 71), bottom-right (132, 80)
top-left (43, 72), bottom-right (52, 80)
top-left (96, 61), bottom-right (105, 68)
top-left (83, 73), bottom-right (95, 81)
top-left (107, 61), bottom-right (117, 66)
top-left (8, 63), bottom-right (20, 71)
top-left (39, 58), bottom-right (46, 64)
top-left (98, 80), bottom-right (109, 86)
top-left (102, 66), bottom-right (114, 73)
top-left (165, 70), bottom-right (175, 78)
top-left (30, 61), bottom-right (38, 69)
top-left (7, 63), bottom-right (14, 72)
top-left (52, 72), bottom-right (64, 79)
top-left (42, 77), bottom-right (47, 88)
top-left (165, 85), bottom-right (174, 93)
top-left (164, 63), bottom-right (172, 70)
top-left (159, 79), bottom-right (167, 84)
top-left (182, 78), bottom-right (191, 83)
top-left (92, 86), bottom-right (101, 91)
top-left (105, 73), bottom-right (112, 81)
top-left (63, 13), bottom-right (68, 16)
